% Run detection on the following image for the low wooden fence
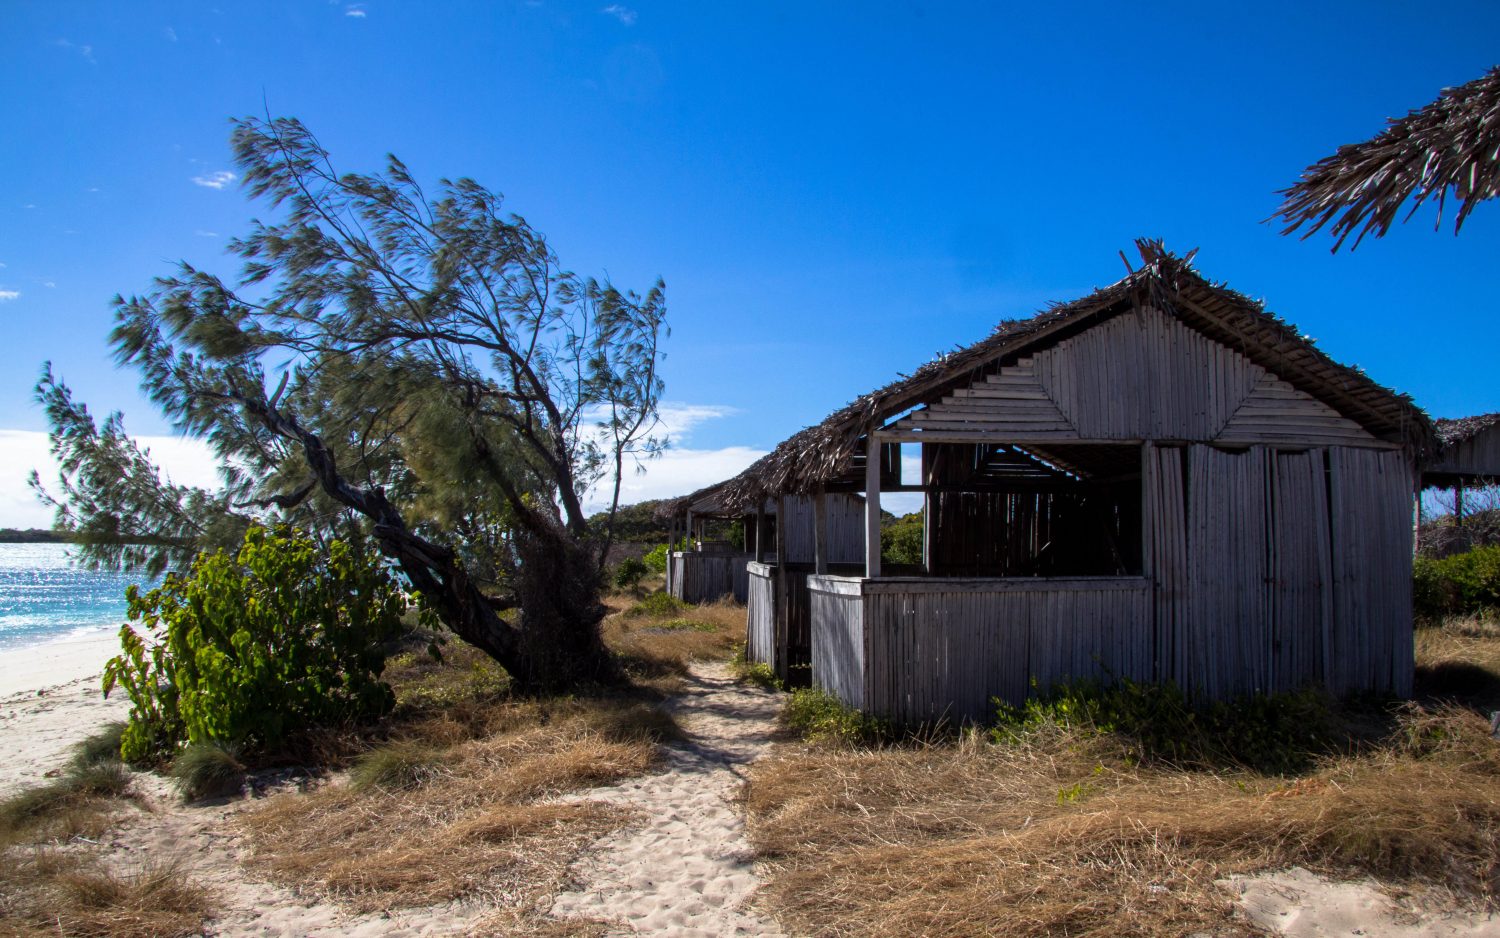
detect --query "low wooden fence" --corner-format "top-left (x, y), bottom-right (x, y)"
top-left (808, 575), bottom-right (1153, 723)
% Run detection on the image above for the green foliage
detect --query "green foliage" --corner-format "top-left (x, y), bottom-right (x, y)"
top-left (103, 526), bottom-right (409, 764)
top-left (588, 500), bottom-right (669, 544)
top-left (650, 617), bottom-right (719, 633)
top-left (170, 743), bottom-right (245, 801)
top-left (1413, 546), bottom-right (1500, 621)
top-left (613, 557), bottom-right (649, 592)
top-left (622, 591), bottom-right (687, 618)
top-left (881, 512), bottom-right (924, 566)
top-left (992, 678), bottom-right (1338, 774)
top-left (728, 644), bottom-right (782, 689)
top-left (643, 542), bottom-right (670, 574)
top-left (783, 688), bottom-right (888, 745)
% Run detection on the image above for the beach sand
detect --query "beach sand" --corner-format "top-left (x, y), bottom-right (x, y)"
top-left (0, 629), bottom-right (129, 796)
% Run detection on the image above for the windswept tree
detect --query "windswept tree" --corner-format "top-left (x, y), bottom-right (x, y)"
top-left (42, 116), bottom-right (667, 690)
top-left (1274, 65), bottom-right (1500, 251)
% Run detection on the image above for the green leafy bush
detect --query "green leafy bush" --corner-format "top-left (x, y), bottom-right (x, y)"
top-left (104, 526), bottom-right (410, 765)
top-left (1413, 546), bottom-right (1500, 621)
top-left (783, 688), bottom-right (888, 745)
top-left (992, 678), bottom-right (1338, 773)
top-left (613, 557), bottom-right (649, 592)
top-left (643, 543), bottom-right (670, 574)
top-left (881, 512), bottom-right (924, 566)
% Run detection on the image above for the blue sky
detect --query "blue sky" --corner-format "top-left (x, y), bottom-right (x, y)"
top-left (2, 1), bottom-right (1498, 526)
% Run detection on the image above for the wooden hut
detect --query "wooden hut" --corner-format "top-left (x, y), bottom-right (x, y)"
top-left (708, 242), bottom-right (1434, 722)
top-left (1418, 413), bottom-right (1500, 552)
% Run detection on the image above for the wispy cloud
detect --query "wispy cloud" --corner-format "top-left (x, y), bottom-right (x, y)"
top-left (601, 4), bottom-right (637, 25)
top-left (345, 4), bottom-right (367, 17)
top-left (42, 281), bottom-right (56, 289)
top-left (195, 230), bottom-right (219, 238)
top-left (0, 291), bottom-right (20, 302)
top-left (191, 170), bottom-right (236, 190)
top-left (53, 38), bottom-right (96, 64)
top-left (164, 26), bottom-right (178, 41)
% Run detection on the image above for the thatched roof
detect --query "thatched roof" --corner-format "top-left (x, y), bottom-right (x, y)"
top-left (1274, 65), bottom-right (1500, 251)
top-left (709, 241), bottom-right (1433, 512)
top-left (1436, 412), bottom-right (1500, 448)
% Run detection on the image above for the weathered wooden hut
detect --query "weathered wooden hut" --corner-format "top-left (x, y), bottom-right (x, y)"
top-left (711, 242), bottom-right (1434, 721)
top-left (1417, 413), bottom-right (1500, 552)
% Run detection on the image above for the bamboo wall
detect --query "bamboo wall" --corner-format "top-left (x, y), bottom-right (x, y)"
top-left (779, 494), bottom-right (865, 564)
top-left (1428, 427), bottom-right (1500, 481)
top-left (746, 562), bottom-right (776, 665)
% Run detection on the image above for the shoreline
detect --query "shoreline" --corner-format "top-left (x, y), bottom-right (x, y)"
top-left (0, 624), bottom-right (122, 700)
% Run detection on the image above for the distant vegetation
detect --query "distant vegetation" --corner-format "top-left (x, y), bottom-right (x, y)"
top-left (0, 527), bottom-right (78, 544)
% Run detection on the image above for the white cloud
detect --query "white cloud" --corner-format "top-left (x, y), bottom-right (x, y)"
top-left (654, 402), bottom-right (737, 441)
top-left (85, 187), bottom-right (100, 193)
top-left (42, 282), bottom-right (55, 289)
top-left (345, 4), bottom-right (367, 16)
top-left (53, 39), bottom-right (96, 64)
top-left (191, 170), bottom-right (236, 190)
top-left (194, 230), bottom-right (219, 238)
top-left (0, 261), bottom-right (7, 268)
top-left (585, 445), bottom-right (766, 514)
top-left (164, 26), bottom-right (178, 41)
top-left (0, 430), bottom-right (221, 529)
top-left (0, 290), bottom-right (19, 302)
top-left (601, 4), bottom-right (637, 24)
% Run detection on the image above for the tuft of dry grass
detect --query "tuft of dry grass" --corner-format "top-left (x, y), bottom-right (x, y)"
top-left (746, 624), bottom-right (1500, 938)
top-left (240, 694), bottom-right (671, 915)
top-left (0, 854), bottom-right (210, 938)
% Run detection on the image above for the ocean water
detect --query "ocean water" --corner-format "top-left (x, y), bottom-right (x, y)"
top-left (0, 543), bottom-right (155, 651)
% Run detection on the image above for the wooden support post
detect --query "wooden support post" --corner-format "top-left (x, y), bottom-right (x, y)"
top-left (813, 487), bottom-right (829, 575)
top-left (1457, 481), bottom-right (1466, 529)
top-left (686, 510), bottom-right (695, 550)
top-left (865, 436), bottom-right (882, 579)
top-left (665, 518), bottom-right (676, 596)
top-left (753, 503), bottom-right (766, 563)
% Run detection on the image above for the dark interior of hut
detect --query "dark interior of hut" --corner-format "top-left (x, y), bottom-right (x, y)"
top-left (920, 442), bottom-right (1142, 577)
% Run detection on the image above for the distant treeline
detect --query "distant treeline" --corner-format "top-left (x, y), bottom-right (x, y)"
top-left (0, 528), bottom-right (82, 544)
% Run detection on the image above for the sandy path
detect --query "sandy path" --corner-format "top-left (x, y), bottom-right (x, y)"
top-left (1224, 868), bottom-right (1499, 937)
top-left (0, 673), bottom-right (130, 797)
top-left (549, 662), bottom-right (785, 937)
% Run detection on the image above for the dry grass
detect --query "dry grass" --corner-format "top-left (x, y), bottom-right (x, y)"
top-left (0, 854), bottom-right (210, 938)
top-left (239, 690), bottom-right (674, 916)
top-left (603, 592), bottom-right (745, 692)
top-left (746, 628), bottom-right (1500, 937)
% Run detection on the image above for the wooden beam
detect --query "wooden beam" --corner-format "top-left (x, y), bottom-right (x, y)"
top-left (665, 518), bottom-right (676, 596)
top-left (753, 503), bottom-right (766, 563)
top-left (866, 438), bottom-right (882, 578)
top-left (775, 494), bottom-right (788, 679)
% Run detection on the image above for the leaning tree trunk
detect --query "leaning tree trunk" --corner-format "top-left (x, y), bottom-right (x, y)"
top-left (511, 519), bottom-right (617, 690)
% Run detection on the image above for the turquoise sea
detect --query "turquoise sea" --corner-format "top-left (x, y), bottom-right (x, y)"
top-left (0, 543), bottom-right (153, 651)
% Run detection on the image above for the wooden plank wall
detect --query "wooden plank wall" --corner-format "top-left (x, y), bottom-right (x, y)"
top-left (1329, 448), bottom-right (1414, 696)
top-left (1183, 446), bottom-right (1271, 699)
top-left (780, 495), bottom-right (865, 565)
top-left (1428, 427), bottom-right (1500, 479)
top-left (809, 578), bottom-right (866, 709)
top-left (745, 563), bottom-right (776, 666)
top-left (1268, 450), bottom-right (1333, 694)
top-left (1146, 445), bottom-right (1188, 685)
top-left (849, 580), bottom-right (1151, 723)
top-left (892, 306), bottom-right (1377, 449)
top-left (668, 552), bottom-right (752, 604)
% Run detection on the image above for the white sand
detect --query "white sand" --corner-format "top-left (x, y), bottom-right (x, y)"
top-left (550, 662), bottom-right (785, 936)
top-left (1225, 867), bottom-right (1499, 936)
top-left (0, 629), bottom-right (130, 796)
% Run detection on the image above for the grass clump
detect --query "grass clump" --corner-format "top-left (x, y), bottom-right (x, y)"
top-left (0, 762), bottom-right (130, 845)
top-left (728, 644), bottom-right (782, 690)
top-left (348, 739), bottom-right (445, 792)
top-left (992, 678), bottom-right (1340, 773)
top-left (169, 743), bottom-right (245, 801)
top-left (70, 723), bottom-right (127, 769)
top-left (621, 591), bottom-right (687, 619)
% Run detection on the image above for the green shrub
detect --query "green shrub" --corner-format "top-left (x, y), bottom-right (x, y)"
top-left (643, 543), bottom-right (670, 574)
top-left (613, 557), bottom-right (649, 592)
top-left (623, 591), bottom-right (687, 618)
top-left (881, 512), bottom-right (924, 566)
top-left (103, 526), bottom-right (411, 765)
top-left (170, 743), bottom-right (244, 801)
top-left (1413, 546), bottom-right (1500, 621)
top-left (992, 678), bottom-right (1338, 773)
